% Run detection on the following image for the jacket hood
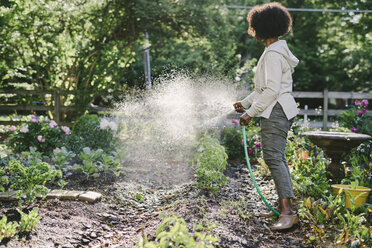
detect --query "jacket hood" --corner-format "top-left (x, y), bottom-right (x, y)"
top-left (266, 40), bottom-right (299, 72)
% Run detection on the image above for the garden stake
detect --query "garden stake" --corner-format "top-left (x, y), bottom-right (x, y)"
top-left (242, 125), bottom-right (280, 216)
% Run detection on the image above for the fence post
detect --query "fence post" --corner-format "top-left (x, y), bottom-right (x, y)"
top-left (322, 88), bottom-right (328, 130)
top-left (54, 89), bottom-right (61, 124)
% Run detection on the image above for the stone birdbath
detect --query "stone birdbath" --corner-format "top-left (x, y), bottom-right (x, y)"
top-left (301, 131), bottom-right (372, 183)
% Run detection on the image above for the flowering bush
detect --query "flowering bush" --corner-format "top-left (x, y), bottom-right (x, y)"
top-left (65, 114), bottom-right (118, 154)
top-left (222, 119), bottom-right (261, 162)
top-left (7, 115), bottom-right (70, 155)
top-left (339, 99), bottom-right (371, 135)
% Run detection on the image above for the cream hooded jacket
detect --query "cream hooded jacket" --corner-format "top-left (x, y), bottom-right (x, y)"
top-left (241, 40), bottom-right (299, 120)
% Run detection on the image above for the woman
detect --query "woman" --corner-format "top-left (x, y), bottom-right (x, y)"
top-left (233, 2), bottom-right (299, 231)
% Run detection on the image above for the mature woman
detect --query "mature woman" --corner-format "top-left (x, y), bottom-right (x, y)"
top-left (233, 2), bottom-right (299, 231)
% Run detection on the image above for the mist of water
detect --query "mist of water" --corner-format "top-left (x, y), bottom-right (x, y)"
top-left (112, 74), bottom-right (242, 186)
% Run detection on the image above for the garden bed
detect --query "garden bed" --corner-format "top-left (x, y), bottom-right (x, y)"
top-left (0, 163), bottom-right (311, 248)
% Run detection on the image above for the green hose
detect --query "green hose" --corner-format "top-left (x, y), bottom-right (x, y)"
top-left (242, 126), bottom-right (280, 216)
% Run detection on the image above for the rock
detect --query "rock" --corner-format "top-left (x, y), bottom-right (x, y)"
top-left (82, 238), bottom-right (90, 244)
top-left (90, 232), bottom-right (97, 239)
top-left (78, 191), bottom-right (102, 203)
top-left (61, 244), bottom-right (74, 248)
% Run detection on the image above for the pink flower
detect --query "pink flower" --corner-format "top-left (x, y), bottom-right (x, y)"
top-left (61, 126), bottom-right (70, 135)
top-left (236, 130), bottom-right (240, 134)
top-left (255, 142), bottom-right (262, 148)
top-left (358, 110), bottom-right (365, 116)
top-left (351, 127), bottom-right (358, 133)
top-left (53, 147), bottom-right (61, 153)
top-left (231, 119), bottom-right (239, 125)
top-left (20, 125), bottom-right (29, 133)
top-left (361, 99), bottom-right (369, 107)
top-left (31, 118), bottom-right (38, 123)
top-left (37, 135), bottom-right (45, 142)
top-left (247, 148), bottom-right (254, 155)
top-left (49, 120), bottom-right (58, 128)
top-left (241, 139), bottom-right (244, 145)
top-left (256, 123), bottom-right (260, 127)
top-left (9, 125), bottom-right (17, 131)
top-left (354, 100), bottom-right (360, 106)
top-left (30, 115), bottom-right (36, 119)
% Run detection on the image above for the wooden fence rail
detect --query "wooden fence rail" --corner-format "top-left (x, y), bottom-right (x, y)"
top-left (1, 89), bottom-right (372, 130)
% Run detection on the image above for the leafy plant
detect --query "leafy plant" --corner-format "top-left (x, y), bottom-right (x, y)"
top-left (191, 134), bottom-right (228, 193)
top-left (8, 160), bottom-right (62, 204)
top-left (52, 146), bottom-right (76, 171)
top-left (136, 216), bottom-right (219, 248)
top-left (299, 197), bottom-right (337, 242)
top-left (77, 147), bottom-right (121, 180)
top-left (0, 216), bottom-right (18, 242)
top-left (18, 208), bottom-right (41, 233)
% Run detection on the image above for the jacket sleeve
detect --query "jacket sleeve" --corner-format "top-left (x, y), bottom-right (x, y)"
top-left (245, 52), bottom-right (282, 117)
top-left (241, 91), bottom-right (256, 108)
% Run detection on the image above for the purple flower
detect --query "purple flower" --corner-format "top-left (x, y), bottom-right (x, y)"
top-left (49, 120), bottom-right (58, 128)
top-left (358, 110), bottom-right (365, 116)
top-left (9, 125), bottom-right (17, 131)
top-left (236, 130), bottom-right (240, 134)
top-left (31, 118), bottom-right (38, 123)
top-left (232, 119), bottom-right (239, 125)
top-left (354, 100), bottom-right (360, 106)
top-left (241, 139), bottom-right (244, 145)
top-left (37, 135), bottom-right (45, 142)
top-left (255, 142), bottom-right (262, 149)
top-left (20, 125), bottom-right (29, 133)
top-left (247, 148), bottom-right (254, 155)
top-left (256, 123), bottom-right (260, 127)
top-left (61, 126), bottom-right (70, 135)
top-left (351, 127), bottom-right (358, 133)
top-left (361, 99), bottom-right (368, 107)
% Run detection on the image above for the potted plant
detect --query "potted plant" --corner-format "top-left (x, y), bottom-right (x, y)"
top-left (331, 181), bottom-right (371, 208)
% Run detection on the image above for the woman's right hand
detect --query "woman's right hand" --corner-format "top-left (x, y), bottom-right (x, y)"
top-left (233, 102), bottom-right (245, 113)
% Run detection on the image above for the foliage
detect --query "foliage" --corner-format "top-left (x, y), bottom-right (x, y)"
top-left (339, 99), bottom-right (371, 135)
top-left (18, 208), bottom-right (41, 233)
top-left (136, 216), bottom-right (219, 248)
top-left (299, 197), bottom-right (337, 242)
top-left (6, 116), bottom-right (70, 156)
top-left (52, 146), bottom-right (76, 172)
top-left (77, 147), bottom-right (121, 180)
top-left (66, 114), bottom-right (118, 154)
top-left (286, 132), bottom-right (331, 199)
top-left (222, 119), bottom-right (261, 162)
top-left (0, 208), bottom-right (41, 243)
top-left (191, 134), bottom-right (228, 193)
top-left (0, 216), bottom-right (18, 242)
top-left (0, 167), bottom-right (9, 192)
top-left (8, 160), bottom-right (62, 204)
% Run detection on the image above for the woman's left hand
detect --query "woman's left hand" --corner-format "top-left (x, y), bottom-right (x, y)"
top-left (240, 113), bottom-right (252, 126)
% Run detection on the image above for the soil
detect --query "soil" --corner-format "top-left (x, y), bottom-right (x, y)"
top-left (0, 160), bottom-right (314, 248)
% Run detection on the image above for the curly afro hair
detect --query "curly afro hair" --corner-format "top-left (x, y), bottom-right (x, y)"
top-left (247, 2), bottom-right (292, 41)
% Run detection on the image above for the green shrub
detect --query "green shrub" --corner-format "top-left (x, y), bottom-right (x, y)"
top-left (191, 134), bottom-right (227, 193)
top-left (338, 99), bottom-right (371, 135)
top-left (66, 114), bottom-right (118, 154)
top-left (6, 115), bottom-right (70, 156)
top-left (0, 167), bottom-right (8, 192)
top-left (136, 216), bottom-right (219, 248)
top-left (8, 160), bottom-right (62, 204)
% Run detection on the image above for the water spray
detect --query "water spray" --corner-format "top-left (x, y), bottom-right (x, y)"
top-left (241, 122), bottom-right (280, 216)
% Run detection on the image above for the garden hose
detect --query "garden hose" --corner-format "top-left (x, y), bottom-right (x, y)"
top-left (242, 126), bottom-right (280, 216)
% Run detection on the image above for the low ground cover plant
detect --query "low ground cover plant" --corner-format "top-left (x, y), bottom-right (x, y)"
top-left (0, 208), bottom-right (41, 243)
top-left (136, 216), bottom-right (219, 248)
